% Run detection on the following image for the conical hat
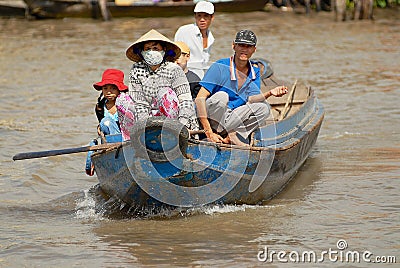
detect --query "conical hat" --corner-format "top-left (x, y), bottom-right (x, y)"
top-left (126, 29), bottom-right (181, 62)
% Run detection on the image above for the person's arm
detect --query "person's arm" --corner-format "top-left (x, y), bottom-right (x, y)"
top-left (187, 71), bottom-right (202, 99)
top-left (171, 66), bottom-right (199, 130)
top-left (195, 87), bottom-right (225, 143)
top-left (248, 86), bottom-right (288, 103)
top-left (95, 96), bottom-right (105, 123)
top-left (128, 68), bottom-right (150, 120)
top-left (191, 82), bottom-right (201, 99)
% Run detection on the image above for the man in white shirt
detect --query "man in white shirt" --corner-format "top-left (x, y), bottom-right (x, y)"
top-left (174, 1), bottom-right (215, 79)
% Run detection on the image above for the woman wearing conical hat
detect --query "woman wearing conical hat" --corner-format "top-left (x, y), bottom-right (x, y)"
top-left (116, 29), bottom-right (199, 140)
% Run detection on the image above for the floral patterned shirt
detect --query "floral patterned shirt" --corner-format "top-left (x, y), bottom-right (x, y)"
top-left (128, 61), bottom-right (199, 130)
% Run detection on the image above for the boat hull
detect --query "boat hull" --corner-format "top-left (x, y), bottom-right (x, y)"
top-left (0, 2), bottom-right (26, 17)
top-left (23, 0), bottom-right (268, 19)
top-left (92, 87), bottom-right (324, 209)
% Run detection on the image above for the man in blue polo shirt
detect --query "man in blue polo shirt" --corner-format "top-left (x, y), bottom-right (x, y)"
top-left (195, 30), bottom-right (288, 146)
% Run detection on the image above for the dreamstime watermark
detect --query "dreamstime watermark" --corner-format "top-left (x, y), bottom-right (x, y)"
top-left (257, 239), bottom-right (397, 264)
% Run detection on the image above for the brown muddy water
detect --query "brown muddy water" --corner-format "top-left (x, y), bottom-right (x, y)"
top-left (0, 8), bottom-right (399, 267)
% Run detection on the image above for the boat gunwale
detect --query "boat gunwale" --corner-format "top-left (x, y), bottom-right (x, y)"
top-left (91, 87), bottom-right (324, 158)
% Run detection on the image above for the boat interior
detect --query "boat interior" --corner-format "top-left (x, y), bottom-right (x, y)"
top-left (96, 75), bottom-right (311, 147)
top-left (261, 76), bottom-right (310, 124)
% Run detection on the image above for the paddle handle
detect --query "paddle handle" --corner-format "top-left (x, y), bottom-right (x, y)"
top-left (279, 79), bottom-right (298, 120)
top-left (13, 143), bottom-right (122, 161)
top-left (13, 130), bottom-right (203, 161)
top-left (189, 129), bottom-right (206, 136)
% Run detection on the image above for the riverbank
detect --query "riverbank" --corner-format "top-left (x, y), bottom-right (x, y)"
top-left (1, 0), bottom-right (398, 20)
top-left (264, 1), bottom-right (400, 19)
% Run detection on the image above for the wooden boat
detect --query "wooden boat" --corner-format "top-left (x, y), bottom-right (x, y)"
top-left (12, 59), bottom-right (324, 212)
top-left (23, 0), bottom-right (269, 19)
top-left (90, 62), bottom-right (325, 210)
top-left (0, 1), bottom-right (26, 17)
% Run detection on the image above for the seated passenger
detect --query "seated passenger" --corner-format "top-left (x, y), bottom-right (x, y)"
top-left (116, 29), bottom-right (199, 141)
top-left (174, 41), bottom-right (201, 99)
top-left (86, 68), bottom-right (128, 176)
top-left (195, 30), bottom-right (288, 146)
top-left (93, 69), bottom-right (128, 137)
top-left (174, 1), bottom-right (215, 79)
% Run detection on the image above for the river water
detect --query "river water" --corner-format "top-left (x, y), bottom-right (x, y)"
top-left (0, 8), bottom-right (399, 267)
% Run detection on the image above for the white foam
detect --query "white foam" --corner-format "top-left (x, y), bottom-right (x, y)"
top-left (201, 204), bottom-right (272, 215)
top-left (75, 189), bottom-right (104, 220)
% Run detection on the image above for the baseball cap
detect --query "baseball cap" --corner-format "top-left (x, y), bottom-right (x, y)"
top-left (234, 30), bottom-right (257, 46)
top-left (194, 1), bottom-right (214, 15)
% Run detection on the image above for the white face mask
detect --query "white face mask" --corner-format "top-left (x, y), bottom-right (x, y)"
top-left (141, 50), bottom-right (165, 66)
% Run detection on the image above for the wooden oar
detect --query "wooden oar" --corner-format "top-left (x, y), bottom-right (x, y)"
top-left (189, 129), bottom-right (206, 136)
top-left (279, 79), bottom-right (298, 120)
top-left (13, 142), bottom-right (123, 161)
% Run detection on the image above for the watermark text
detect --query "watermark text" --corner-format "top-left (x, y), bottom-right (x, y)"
top-left (257, 239), bottom-right (397, 264)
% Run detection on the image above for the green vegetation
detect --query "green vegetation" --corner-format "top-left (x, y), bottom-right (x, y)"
top-left (345, 0), bottom-right (399, 9)
top-left (375, 0), bottom-right (400, 8)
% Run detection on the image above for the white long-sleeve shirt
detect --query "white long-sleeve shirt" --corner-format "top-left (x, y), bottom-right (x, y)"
top-left (174, 23), bottom-right (215, 79)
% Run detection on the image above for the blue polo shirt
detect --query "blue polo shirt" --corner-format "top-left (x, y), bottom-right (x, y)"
top-left (199, 56), bottom-right (261, 109)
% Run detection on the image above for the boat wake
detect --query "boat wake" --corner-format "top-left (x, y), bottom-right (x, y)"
top-left (320, 131), bottom-right (363, 140)
top-left (75, 188), bottom-right (104, 221)
top-left (74, 184), bottom-right (272, 220)
top-left (201, 204), bottom-right (268, 215)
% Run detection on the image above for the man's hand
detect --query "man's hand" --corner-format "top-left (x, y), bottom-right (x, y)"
top-left (253, 85), bottom-right (289, 102)
top-left (270, 86), bottom-right (288, 97)
top-left (206, 131), bottom-right (225, 143)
